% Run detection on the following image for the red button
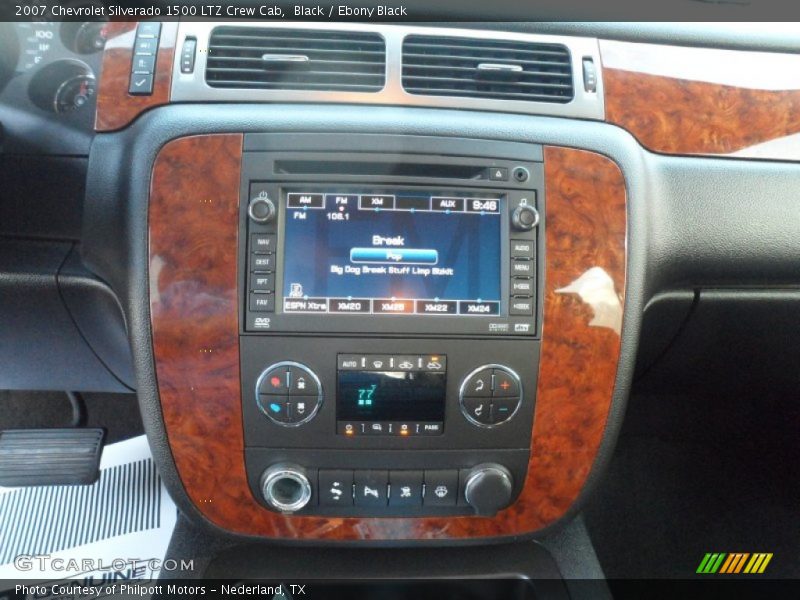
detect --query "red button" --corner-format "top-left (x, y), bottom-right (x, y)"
top-left (259, 367), bottom-right (289, 394)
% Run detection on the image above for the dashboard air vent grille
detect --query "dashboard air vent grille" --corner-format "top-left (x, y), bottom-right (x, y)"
top-left (206, 27), bottom-right (386, 92)
top-left (402, 35), bottom-right (573, 103)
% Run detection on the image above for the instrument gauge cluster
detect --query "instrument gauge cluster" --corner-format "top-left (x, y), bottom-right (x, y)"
top-left (28, 59), bottom-right (96, 114)
top-left (0, 20), bottom-right (106, 154)
top-left (0, 20), bottom-right (106, 106)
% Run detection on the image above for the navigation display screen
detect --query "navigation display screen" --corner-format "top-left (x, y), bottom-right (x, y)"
top-left (281, 189), bottom-right (503, 316)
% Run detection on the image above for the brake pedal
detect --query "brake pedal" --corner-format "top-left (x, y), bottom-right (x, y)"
top-left (0, 428), bottom-right (105, 486)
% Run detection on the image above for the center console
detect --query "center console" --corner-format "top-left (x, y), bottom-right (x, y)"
top-left (238, 138), bottom-right (543, 517)
top-left (144, 125), bottom-right (626, 542)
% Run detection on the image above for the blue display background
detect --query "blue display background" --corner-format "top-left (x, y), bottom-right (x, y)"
top-left (282, 191), bottom-right (502, 302)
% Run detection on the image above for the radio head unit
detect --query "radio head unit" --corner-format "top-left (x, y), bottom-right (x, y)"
top-left (240, 153), bottom-right (542, 337)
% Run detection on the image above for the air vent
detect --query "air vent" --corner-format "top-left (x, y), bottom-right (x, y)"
top-left (206, 27), bottom-right (386, 92)
top-left (402, 35), bottom-right (574, 103)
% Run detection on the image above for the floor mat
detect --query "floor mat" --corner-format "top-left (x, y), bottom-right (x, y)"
top-left (0, 435), bottom-right (177, 581)
top-left (0, 391), bottom-right (144, 444)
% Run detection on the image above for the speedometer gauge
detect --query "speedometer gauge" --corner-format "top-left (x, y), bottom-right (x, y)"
top-left (17, 22), bottom-right (58, 72)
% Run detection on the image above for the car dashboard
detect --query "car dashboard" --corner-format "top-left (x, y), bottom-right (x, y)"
top-left (3, 17), bottom-right (800, 591)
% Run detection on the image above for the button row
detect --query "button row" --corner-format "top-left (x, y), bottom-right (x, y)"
top-left (318, 469), bottom-right (459, 508)
top-left (461, 368), bottom-right (520, 397)
top-left (257, 395), bottom-right (319, 424)
top-left (259, 365), bottom-right (319, 395)
top-left (129, 22), bottom-right (161, 95)
top-left (180, 36), bottom-right (197, 74)
top-left (249, 234), bottom-right (277, 313)
top-left (284, 297), bottom-right (499, 315)
top-left (285, 192), bottom-right (501, 215)
top-left (461, 398), bottom-right (520, 426)
top-left (338, 354), bottom-right (446, 372)
top-left (510, 239), bottom-right (534, 317)
top-left (337, 421), bottom-right (443, 436)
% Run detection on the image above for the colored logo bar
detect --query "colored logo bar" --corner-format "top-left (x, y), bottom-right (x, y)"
top-left (697, 552), bottom-right (773, 574)
top-left (350, 248), bottom-right (439, 265)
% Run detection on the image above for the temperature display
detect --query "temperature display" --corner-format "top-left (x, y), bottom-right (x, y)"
top-left (336, 354), bottom-right (447, 436)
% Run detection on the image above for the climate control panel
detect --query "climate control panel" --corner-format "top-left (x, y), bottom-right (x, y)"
top-left (241, 335), bottom-right (538, 517)
top-left (252, 358), bottom-right (526, 432)
top-left (255, 361), bottom-right (322, 426)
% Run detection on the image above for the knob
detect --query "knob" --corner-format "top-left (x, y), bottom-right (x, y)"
top-left (260, 465), bottom-right (312, 513)
top-left (511, 204), bottom-right (539, 231)
top-left (463, 464), bottom-right (513, 516)
top-left (512, 166), bottom-right (530, 183)
top-left (248, 195), bottom-right (276, 223)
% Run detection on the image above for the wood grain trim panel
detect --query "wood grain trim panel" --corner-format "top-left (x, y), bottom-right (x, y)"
top-left (150, 138), bottom-right (626, 540)
top-left (532, 147), bottom-right (626, 525)
top-left (95, 22), bottom-right (177, 132)
top-left (601, 40), bottom-right (800, 160)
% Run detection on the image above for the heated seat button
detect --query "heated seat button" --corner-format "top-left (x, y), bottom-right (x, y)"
top-left (354, 470), bottom-right (388, 507)
top-left (257, 395), bottom-right (292, 423)
top-left (423, 470), bottom-right (458, 507)
top-left (492, 369), bottom-right (520, 397)
top-left (389, 470), bottom-right (423, 507)
top-left (319, 470), bottom-right (354, 506)
top-left (258, 367), bottom-right (289, 394)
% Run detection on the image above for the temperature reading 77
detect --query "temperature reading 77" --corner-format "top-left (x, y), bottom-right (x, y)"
top-left (357, 384), bottom-right (377, 407)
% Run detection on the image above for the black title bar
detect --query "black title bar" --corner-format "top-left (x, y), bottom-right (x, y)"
top-left (3, 0), bottom-right (800, 22)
